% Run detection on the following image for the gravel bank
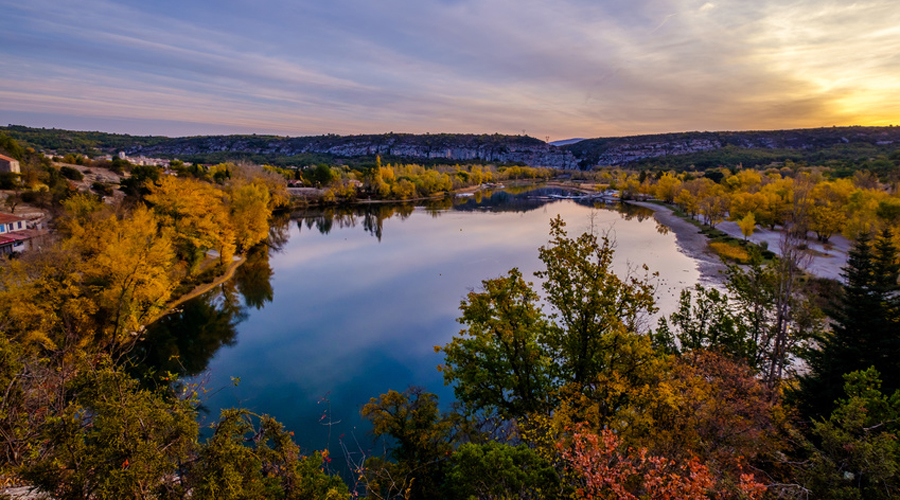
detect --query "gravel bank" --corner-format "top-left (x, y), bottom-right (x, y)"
top-left (628, 201), bottom-right (850, 283)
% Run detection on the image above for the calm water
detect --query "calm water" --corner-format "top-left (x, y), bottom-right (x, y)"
top-left (138, 187), bottom-right (706, 461)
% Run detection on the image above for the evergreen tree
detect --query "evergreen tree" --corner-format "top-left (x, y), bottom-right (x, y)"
top-left (796, 230), bottom-right (900, 420)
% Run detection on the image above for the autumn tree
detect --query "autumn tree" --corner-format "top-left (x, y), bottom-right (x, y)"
top-left (738, 211), bottom-right (756, 240)
top-left (562, 424), bottom-right (765, 500)
top-left (145, 175), bottom-right (236, 271)
top-left (698, 184), bottom-right (729, 227)
top-left (227, 181), bottom-right (271, 252)
top-left (653, 172), bottom-right (682, 203)
top-left (361, 388), bottom-right (453, 500)
top-left (536, 216), bottom-right (657, 388)
top-left (58, 199), bottom-right (177, 349)
top-left (675, 188), bottom-right (700, 219)
top-left (438, 268), bottom-right (553, 419)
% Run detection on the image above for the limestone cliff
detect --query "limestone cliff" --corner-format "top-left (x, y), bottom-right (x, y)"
top-left (125, 133), bottom-right (579, 169)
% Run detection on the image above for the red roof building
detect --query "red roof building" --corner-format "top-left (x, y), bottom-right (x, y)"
top-left (0, 154), bottom-right (20, 174)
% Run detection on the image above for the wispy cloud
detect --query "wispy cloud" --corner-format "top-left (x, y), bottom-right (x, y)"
top-left (0, 0), bottom-right (897, 138)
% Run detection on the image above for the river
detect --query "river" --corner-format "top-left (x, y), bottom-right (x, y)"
top-left (136, 186), bottom-right (707, 467)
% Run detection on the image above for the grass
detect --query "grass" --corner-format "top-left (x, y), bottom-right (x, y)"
top-left (709, 241), bottom-right (754, 264)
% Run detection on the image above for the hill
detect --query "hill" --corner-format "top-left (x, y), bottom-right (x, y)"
top-left (3, 125), bottom-right (900, 170)
top-left (0, 127), bottom-right (577, 169)
top-left (563, 126), bottom-right (900, 169)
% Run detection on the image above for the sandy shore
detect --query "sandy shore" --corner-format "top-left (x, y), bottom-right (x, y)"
top-left (627, 201), bottom-right (850, 284)
top-left (627, 201), bottom-right (729, 285)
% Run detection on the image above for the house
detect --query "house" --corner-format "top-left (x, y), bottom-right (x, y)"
top-left (0, 154), bottom-right (20, 174)
top-left (0, 213), bottom-right (26, 233)
top-left (0, 213), bottom-right (36, 254)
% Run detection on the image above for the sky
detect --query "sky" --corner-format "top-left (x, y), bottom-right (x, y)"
top-left (1, 0), bottom-right (899, 140)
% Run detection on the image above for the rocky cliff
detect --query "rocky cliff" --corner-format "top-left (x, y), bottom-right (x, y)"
top-left (564, 127), bottom-right (900, 167)
top-left (124, 133), bottom-right (579, 169)
top-left (5, 125), bottom-right (899, 171)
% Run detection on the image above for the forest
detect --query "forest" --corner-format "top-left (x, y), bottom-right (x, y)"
top-left (1, 131), bottom-right (900, 499)
top-left (286, 158), bottom-right (555, 202)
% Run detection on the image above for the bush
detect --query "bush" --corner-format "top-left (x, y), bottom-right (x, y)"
top-left (0, 172), bottom-right (19, 190)
top-left (59, 166), bottom-right (84, 181)
top-left (709, 241), bottom-right (753, 264)
top-left (91, 182), bottom-right (114, 196)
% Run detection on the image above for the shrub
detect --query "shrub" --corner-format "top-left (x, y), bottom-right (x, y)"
top-left (59, 166), bottom-right (84, 181)
top-left (91, 182), bottom-right (114, 196)
top-left (709, 241), bottom-right (753, 264)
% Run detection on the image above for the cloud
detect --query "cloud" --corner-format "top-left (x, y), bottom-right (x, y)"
top-left (1, 0), bottom-right (898, 138)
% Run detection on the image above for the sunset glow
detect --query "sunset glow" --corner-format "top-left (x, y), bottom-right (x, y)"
top-left (1, 0), bottom-right (898, 139)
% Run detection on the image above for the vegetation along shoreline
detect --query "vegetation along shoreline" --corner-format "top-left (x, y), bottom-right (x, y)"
top-left (2, 127), bottom-right (900, 498)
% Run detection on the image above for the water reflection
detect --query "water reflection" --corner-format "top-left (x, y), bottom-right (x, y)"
top-left (295, 204), bottom-right (416, 241)
top-left (234, 245), bottom-right (275, 310)
top-left (133, 186), bottom-right (706, 469)
top-left (132, 232), bottom-right (282, 383)
top-left (130, 285), bottom-right (245, 384)
top-left (290, 186), bottom-right (659, 241)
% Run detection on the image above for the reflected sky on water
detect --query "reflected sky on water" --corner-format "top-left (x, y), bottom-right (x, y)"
top-left (156, 190), bottom-right (705, 460)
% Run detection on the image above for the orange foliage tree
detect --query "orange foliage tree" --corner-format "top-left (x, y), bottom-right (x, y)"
top-left (562, 427), bottom-right (766, 500)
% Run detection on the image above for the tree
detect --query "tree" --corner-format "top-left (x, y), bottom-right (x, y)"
top-left (307, 164), bottom-right (336, 187)
top-left (562, 425), bottom-right (765, 500)
top-left (227, 181), bottom-right (271, 252)
top-left (188, 410), bottom-right (348, 500)
top-left (612, 351), bottom-right (787, 492)
top-left (145, 176), bottom-right (236, 271)
top-left (438, 268), bottom-right (553, 419)
top-left (809, 203), bottom-right (846, 242)
top-left (802, 368), bottom-right (900, 499)
top-left (360, 388), bottom-right (453, 500)
top-left (119, 164), bottom-right (161, 199)
top-left (391, 178), bottom-right (416, 200)
top-left (21, 361), bottom-right (198, 500)
top-left (654, 172), bottom-right (682, 203)
top-left (445, 442), bottom-right (560, 500)
top-left (653, 284), bottom-right (748, 360)
top-left (536, 216), bottom-right (657, 388)
top-left (698, 185), bottom-right (728, 227)
top-left (796, 230), bottom-right (900, 419)
top-left (738, 211), bottom-right (756, 240)
top-left (675, 189), bottom-right (700, 219)
top-left (60, 203), bottom-right (177, 349)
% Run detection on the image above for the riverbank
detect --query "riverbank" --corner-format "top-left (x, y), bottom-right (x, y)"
top-left (628, 200), bottom-right (851, 284)
top-left (145, 254), bottom-right (247, 326)
top-left (626, 201), bottom-right (729, 285)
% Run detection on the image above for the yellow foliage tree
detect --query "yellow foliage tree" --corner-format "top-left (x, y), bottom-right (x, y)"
top-left (76, 207), bottom-right (176, 345)
top-left (146, 176), bottom-right (236, 272)
top-left (228, 181), bottom-right (272, 253)
top-left (675, 189), bottom-right (699, 219)
top-left (654, 172), bottom-right (682, 203)
top-left (738, 212), bottom-right (756, 241)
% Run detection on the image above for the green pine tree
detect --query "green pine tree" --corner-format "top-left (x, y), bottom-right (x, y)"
top-left (796, 229), bottom-right (900, 420)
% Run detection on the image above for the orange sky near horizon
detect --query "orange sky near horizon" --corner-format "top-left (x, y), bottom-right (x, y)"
top-left (0, 0), bottom-right (898, 140)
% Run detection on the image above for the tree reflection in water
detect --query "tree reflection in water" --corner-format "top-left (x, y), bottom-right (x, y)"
top-left (290, 186), bottom-right (655, 242)
top-left (129, 217), bottom-right (286, 386)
